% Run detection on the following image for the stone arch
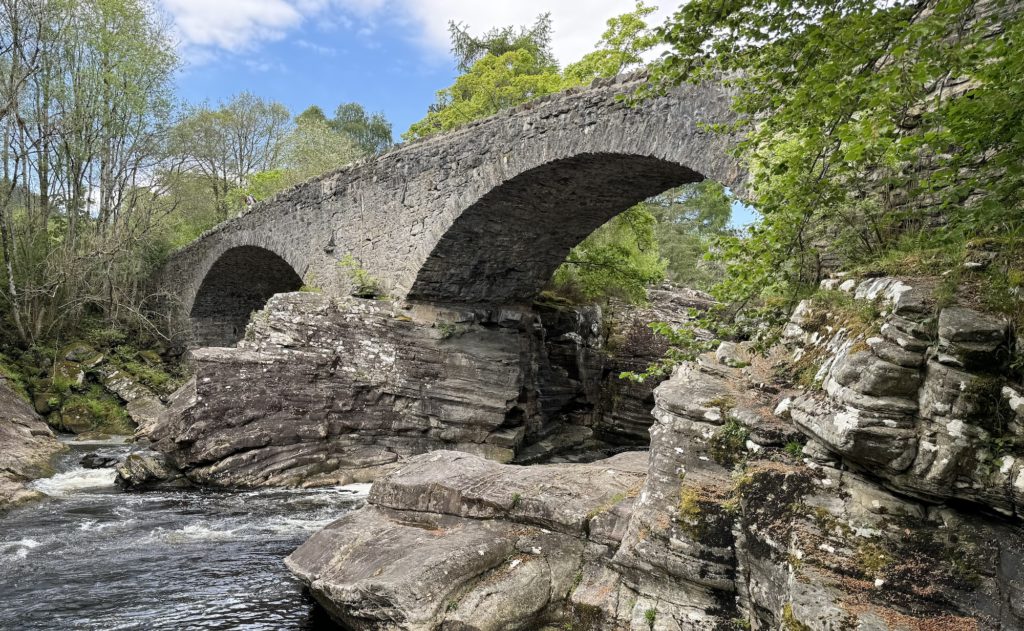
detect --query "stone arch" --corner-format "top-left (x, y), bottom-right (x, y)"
top-left (407, 152), bottom-right (705, 305)
top-left (188, 245), bottom-right (303, 347)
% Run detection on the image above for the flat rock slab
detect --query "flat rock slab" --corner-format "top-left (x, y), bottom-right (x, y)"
top-left (286, 505), bottom-right (583, 631)
top-left (368, 450), bottom-right (648, 537)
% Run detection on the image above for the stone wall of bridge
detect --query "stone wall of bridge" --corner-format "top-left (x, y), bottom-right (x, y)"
top-left (152, 73), bottom-right (742, 348)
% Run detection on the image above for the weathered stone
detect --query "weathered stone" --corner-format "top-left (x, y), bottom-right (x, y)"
top-left (791, 394), bottom-right (918, 473)
top-left (829, 350), bottom-right (921, 398)
top-left (152, 75), bottom-right (742, 350)
top-left (96, 365), bottom-right (167, 433)
top-left (783, 276), bottom-right (1024, 517)
top-left (716, 341), bottom-right (751, 368)
top-left (285, 453), bottom-right (640, 631)
top-left (80, 449), bottom-right (122, 469)
top-left (114, 449), bottom-right (189, 490)
top-left (865, 335), bottom-right (925, 368)
top-left (288, 331), bottom-right (1024, 630)
top-left (368, 450), bottom-right (646, 537)
top-left (0, 377), bottom-right (64, 511)
top-left (62, 343), bottom-right (103, 366)
top-left (141, 285), bottom-right (700, 488)
top-left (937, 306), bottom-right (1010, 369)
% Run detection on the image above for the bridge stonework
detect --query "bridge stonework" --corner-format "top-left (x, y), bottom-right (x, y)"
top-left (154, 73), bottom-right (742, 348)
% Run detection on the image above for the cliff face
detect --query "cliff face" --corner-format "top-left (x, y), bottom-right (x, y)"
top-left (286, 276), bottom-right (1024, 630)
top-left (0, 378), bottom-right (63, 511)
top-left (128, 289), bottom-right (707, 488)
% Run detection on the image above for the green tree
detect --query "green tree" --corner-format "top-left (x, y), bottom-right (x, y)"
top-left (171, 92), bottom-right (291, 219)
top-left (330, 102), bottom-right (392, 155)
top-left (287, 116), bottom-right (364, 180)
top-left (1, 0), bottom-right (179, 346)
top-left (295, 105), bottom-right (328, 126)
top-left (564, 1), bottom-right (659, 83)
top-left (647, 0), bottom-right (1024, 328)
top-left (648, 182), bottom-right (733, 289)
top-left (404, 49), bottom-right (566, 141)
top-left (448, 13), bottom-right (556, 72)
top-left (551, 206), bottom-right (666, 304)
top-left (229, 115), bottom-right (364, 205)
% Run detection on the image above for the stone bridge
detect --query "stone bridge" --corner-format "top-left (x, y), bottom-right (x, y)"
top-left (154, 73), bottom-right (743, 348)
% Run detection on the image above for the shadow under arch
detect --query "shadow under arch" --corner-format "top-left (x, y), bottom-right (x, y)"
top-left (407, 153), bottom-right (704, 305)
top-left (189, 245), bottom-right (303, 347)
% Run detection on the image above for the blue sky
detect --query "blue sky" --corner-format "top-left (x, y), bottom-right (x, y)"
top-left (162, 0), bottom-right (758, 226)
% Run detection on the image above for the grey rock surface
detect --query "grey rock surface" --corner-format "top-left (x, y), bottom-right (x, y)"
top-left (789, 277), bottom-right (1024, 517)
top-left (286, 451), bottom-right (645, 630)
top-left (140, 286), bottom-right (699, 488)
top-left (0, 377), bottom-right (64, 511)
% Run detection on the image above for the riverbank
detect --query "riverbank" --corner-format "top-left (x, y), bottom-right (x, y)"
top-left (0, 440), bottom-right (366, 630)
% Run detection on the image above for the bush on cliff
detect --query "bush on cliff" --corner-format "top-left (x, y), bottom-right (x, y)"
top-left (638, 0), bottom-right (1023, 356)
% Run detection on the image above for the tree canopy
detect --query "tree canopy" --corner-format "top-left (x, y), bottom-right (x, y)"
top-left (648, 0), bottom-right (1024, 327)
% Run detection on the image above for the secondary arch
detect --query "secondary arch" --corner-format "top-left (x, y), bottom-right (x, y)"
top-left (189, 245), bottom-right (303, 347)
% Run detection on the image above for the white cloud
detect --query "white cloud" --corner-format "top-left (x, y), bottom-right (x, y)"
top-left (162, 0), bottom-right (303, 54)
top-left (296, 38), bottom-right (338, 56)
top-left (393, 1), bottom-right (674, 66)
top-left (160, 0), bottom-right (674, 67)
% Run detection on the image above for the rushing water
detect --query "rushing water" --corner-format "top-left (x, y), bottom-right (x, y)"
top-left (0, 440), bottom-right (366, 630)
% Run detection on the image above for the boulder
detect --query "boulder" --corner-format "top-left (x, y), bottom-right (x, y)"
top-left (96, 365), bottom-right (167, 433)
top-left (114, 449), bottom-right (189, 490)
top-left (287, 451), bottom-right (647, 630)
top-left (80, 449), bottom-right (123, 469)
top-left (937, 306), bottom-right (1010, 369)
top-left (369, 450), bottom-right (646, 537)
top-left (0, 377), bottom-right (64, 511)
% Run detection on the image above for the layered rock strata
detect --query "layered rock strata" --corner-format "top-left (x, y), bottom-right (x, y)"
top-left (289, 276), bottom-right (1024, 630)
top-left (0, 378), bottom-right (63, 511)
top-left (788, 277), bottom-right (1024, 517)
top-left (286, 450), bottom-right (647, 630)
top-left (130, 288), bottom-right (702, 488)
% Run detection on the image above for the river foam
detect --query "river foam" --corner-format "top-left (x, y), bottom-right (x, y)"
top-left (29, 467), bottom-right (116, 496)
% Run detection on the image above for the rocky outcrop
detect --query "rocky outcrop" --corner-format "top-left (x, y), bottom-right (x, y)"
top-left (95, 365), bottom-right (167, 436)
top-left (139, 293), bottom-right (540, 488)
top-left (114, 449), bottom-right (190, 490)
top-left (620, 348), bottom-right (1024, 630)
top-left (0, 377), bottom-right (64, 511)
top-left (531, 285), bottom-right (716, 458)
top-left (134, 286), bottom-right (703, 489)
top-left (285, 450), bottom-right (647, 630)
top-left (788, 277), bottom-right (1024, 518)
top-left (288, 277), bottom-right (1024, 630)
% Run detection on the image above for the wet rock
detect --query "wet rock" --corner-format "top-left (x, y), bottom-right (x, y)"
top-left (0, 377), bottom-right (64, 511)
top-left (80, 449), bottom-right (122, 469)
top-left (114, 449), bottom-right (189, 490)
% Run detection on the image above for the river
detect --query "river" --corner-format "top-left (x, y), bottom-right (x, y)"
top-left (0, 439), bottom-right (365, 630)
